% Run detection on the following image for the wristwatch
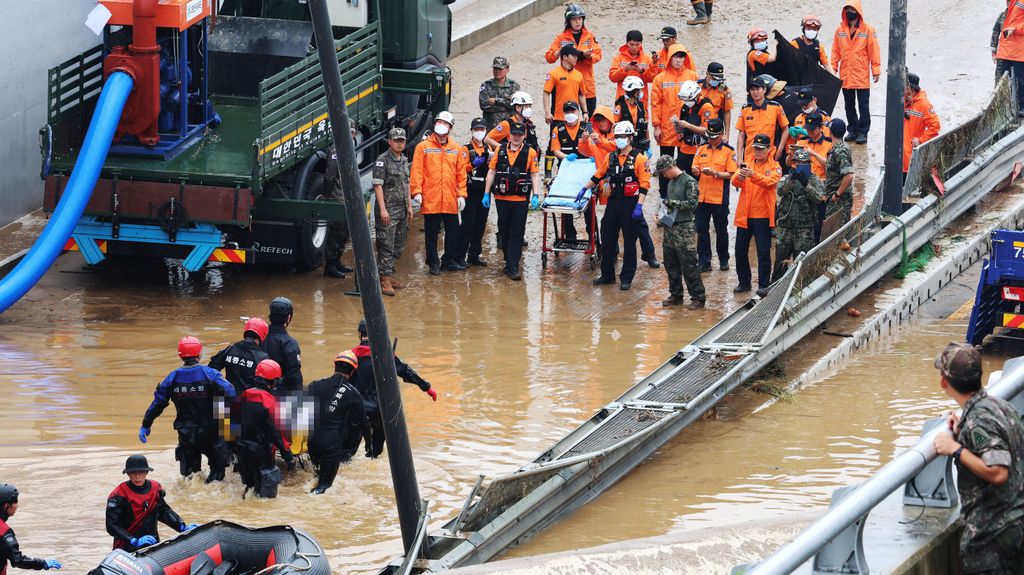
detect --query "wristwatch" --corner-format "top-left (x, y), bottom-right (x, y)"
top-left (952, 446), bottom-right (964, 462)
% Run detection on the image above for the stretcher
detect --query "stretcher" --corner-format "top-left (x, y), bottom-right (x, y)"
top-left (540, 158), bottom-right (600, 269)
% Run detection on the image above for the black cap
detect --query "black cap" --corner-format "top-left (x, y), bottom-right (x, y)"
top-left (828, 117), bottom-right (847, 138)
top-left (269, 296), bottom-right (293, 315)
top-left (658, 26), bottom-right (677, 39)
top-left (805, 113), bottom-right (824, 128)
top-left (751, 133), bottom-right (772, 149)
top-left (907, 72), bottom-right (921, 90)
top-left (560, 44), bottom-right (581, 58)
top-left (626, 29), bottom-right (643, 42)
top-left (748, 76), bottom-right (768, 90)
top-left (706, 118), bottom-right (724, 137)
top-left (562, 100), bottom-right (580, 112)
top-left (796, 86), bottom-right (816, 102)
top-left (509, 121), bottom-right (527, 135)
top-left (471, 117), bottom-right (487, 130)
top-left (706, 61), bottom-right (725, 79)
top-left (123, 454), bottom-right (154, 474)
top-left (357, 319), bottom-right (367, 336)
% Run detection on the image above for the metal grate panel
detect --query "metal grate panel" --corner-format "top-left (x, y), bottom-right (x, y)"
top-left (558, 408), bottom-right (667, 459)
top-left (637, 353), bottom-right (738, 404)
top-left (713, 279), bottom-right (791, 344)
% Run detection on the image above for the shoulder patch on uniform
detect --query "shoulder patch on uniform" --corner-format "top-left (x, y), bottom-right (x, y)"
top-left (375, 161), bottom-right (385, 167)
top-left (972, 426), bottom-right (992, 448)
top-left (480, 84), bottom-right (487, 92)
top-left (495, 124), bottom-right (504, 132)
top-left (703, 110), bottom-right (712, 119)
top-left (107, 499), bottom-right (118, 508)
top-left (545, 73), bottom-right (551, 80)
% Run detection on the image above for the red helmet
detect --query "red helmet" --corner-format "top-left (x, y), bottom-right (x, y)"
top-left (177, 336), bottom-right (202, 359)
top-left (747, 27), bottom-right (768, 42)
top-left (801, 14), bottom-right (822, 28)
top-left (255, 359), bottom-right (282, 381)
top-left (243, 317), bottom-right (269, 343)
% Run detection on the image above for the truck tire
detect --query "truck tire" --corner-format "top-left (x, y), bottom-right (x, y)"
top-left (402, 109), bottom-right (434, 161)
top-left (293, 172), bottom-right (328, 272)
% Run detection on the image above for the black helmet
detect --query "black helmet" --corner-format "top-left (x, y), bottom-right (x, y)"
top-left (0, 484), bottom-right (18, 505)
top-left (123, 454), bottom-right (154, 474)
top-left (357, 319), bottom-right (368, 336)
top-left (564, 3), bottom-right (585, 22)
top-left (269, 296), bottom-right (294, 316)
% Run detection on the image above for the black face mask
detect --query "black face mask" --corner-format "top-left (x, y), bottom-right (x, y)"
top-left (845, 10), bottom-right (859, 21)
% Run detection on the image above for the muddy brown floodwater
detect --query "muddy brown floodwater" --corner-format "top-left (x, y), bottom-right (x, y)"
top-left (0, 0), bottom-right (1005, 572)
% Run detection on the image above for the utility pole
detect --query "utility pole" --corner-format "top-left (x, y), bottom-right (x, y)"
top-left (882, 0), bottom-right (908, 215)
top-left (307, 0), bottom-right (423, 552)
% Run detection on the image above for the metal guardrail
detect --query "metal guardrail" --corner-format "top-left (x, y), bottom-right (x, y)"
top-left (737, 356), bottom-right (1024, 575)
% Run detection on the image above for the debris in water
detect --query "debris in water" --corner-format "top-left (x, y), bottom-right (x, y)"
top-left (847, 307), bottom-right (862, 317)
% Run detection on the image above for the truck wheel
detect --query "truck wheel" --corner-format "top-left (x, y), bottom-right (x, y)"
top-left (293, 172), bottom-right (328, 272)
top-left (402, 110), bottom-right (434, 161)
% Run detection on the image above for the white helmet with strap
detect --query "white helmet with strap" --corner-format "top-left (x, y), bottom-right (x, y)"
top-left (435, 111), bottom-right (455, 126)
top-left (622, 76), bottom-right (645, 93)
top-left (613, 121), bottom-right (636, 136)
top-left (677, 80), bottom-right (701, 102)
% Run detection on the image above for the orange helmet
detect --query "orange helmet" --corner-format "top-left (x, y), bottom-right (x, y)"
top-left (255, 359), bottom-right (282, 381)
top-left (334, 350), bottom-right (358, 372)
top-left (243, 317), bottom-right (269, 343)
top-left (747, 28), bottom-right (768, 42)
top-left (801, 15), bottom-right (822, 28)
top-left (177, 336), bottom-right (202, 359)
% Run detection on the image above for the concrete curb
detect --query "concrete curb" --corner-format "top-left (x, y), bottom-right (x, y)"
top-left (0, 249), bottom-right (28, 277)
top-left (449, 0), bottom-right (562, 58)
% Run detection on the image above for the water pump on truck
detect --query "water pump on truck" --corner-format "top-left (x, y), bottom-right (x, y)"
top-left (39, 0), bottom-right (452, 272)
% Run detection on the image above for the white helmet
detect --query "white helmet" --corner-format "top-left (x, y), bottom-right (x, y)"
top-left (613, 121), bottom-right (635, 136)
top-left (435, 111), bottom-right (455, 126)
top-left (677, 80), bottom-right (701, 102)
top-left (622, 76), bottom-right (645, 93)
top-left (510, 91), bottom-right (533, 106)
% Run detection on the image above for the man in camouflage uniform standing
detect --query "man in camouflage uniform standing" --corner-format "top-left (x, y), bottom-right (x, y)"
top-left (932, 342), bottom-right (1024, 573)
top-left (373, 128), bottom-right (412, 296)
top-left (824, 118), bottom-right (856, 226)
top-left (654, 155), bottom-right (706, 309)
top-left (479, 57), bottom-right (522, 130)
top-left (771, 147), bottom-right (824, 282)
top-left (323, 121), bottom-right (360, 279)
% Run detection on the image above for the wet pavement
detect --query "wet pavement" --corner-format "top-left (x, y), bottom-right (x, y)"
top-left (0, 0), bottom-right (1010, 572)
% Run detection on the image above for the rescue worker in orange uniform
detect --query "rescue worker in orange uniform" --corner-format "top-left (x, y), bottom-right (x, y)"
top-left (794, 113), bottom-right (833, 243)
top-left (578, 121), bottom-right (651, 290)
top-left (410, 111), bottom-right (469, 275)
top-left (673, 80), bottom-right (716, 176)
top-left (545, 3), bottom-right (602, 115)
top-left (832, 0), bottom-right (881, 145)
top-left (746, 28), bottom-right (777, 87)
top-left (790, 15), bottom-right (830, 69)
top-left (552, 101), bottom-right (588, 241)
top-left (700, 62), bottom-right (733, 144)
top-left (691, 118), bottom-right (737, 273)
top-left (902, 72), bottom-right (941, 178)
top-left (651, 43), bottom-right (699, 196)
top-left (483, 122), bottom-right (543, 281)
top-left (486, 91), bottom-right (540, 156)
top-left (651, 26), bottom-right (677, 73)
top-left (997, 0), bottom-right (1024, 111)
top-left (732, 133), bottom-right (782, 297)
top-left (792, 86), bottom-right (831, 130)
top-left (614, 77), bottom-right (659, 268)
top-left (576, 105), bottom-right (616, 244)
top-left (543, 45), bottom-right (588, 181)
top-left (736, 76), bottom-right (789, 166)
top-left (609, 30), bottom-right (657, 101)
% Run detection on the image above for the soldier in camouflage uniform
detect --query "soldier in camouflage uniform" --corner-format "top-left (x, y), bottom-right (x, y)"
top-left (932, 342), bottom-right (1024, 574)
top-left (372, 128), bottom-right (412, 296)
top-left (654, 155), bottom-right (706, 309)
top-left (479, 57), bottom-right (522, 130)
top-left (824, 118), bottom-right (856, 226)
top-left (992, 10), bottom-right (1008, 85)
top-left (323, 121), bottom-right (361, 278)
top-left (771, 147), bottom-right (824, 282)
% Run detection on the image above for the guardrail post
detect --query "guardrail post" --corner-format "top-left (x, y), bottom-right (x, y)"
top-left (903, 416), bottom-right (959, 508)
top-left (812, 485), bottom-right (869, 574)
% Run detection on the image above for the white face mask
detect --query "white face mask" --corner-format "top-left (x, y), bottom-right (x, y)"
top-left (753, 41), bottom-right (768, 51)
top-left (564, 113), bottom-right (579, 125)
top-left (615, 137), bottom-right (629, 149)
top-left (804, 29), bottom-right (818, 40)
top-left (433, 122), bottom-right (450, 136)
top-left (802, 104), bottom-right (815, 114)
top-left (707, 78), bottom-right (721, 88)
top-left (472, 130), bottom-right (486, 141)
top-left (522, 107), bottom-right (533, 119)
top-left (683, 99), bottom-right (696, 108)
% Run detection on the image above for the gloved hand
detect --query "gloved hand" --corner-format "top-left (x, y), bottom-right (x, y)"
top-left (564, 153), bottom-right (578, 162)
top-left (644, 148), bottom-right (653, 160)
top-left (575, 187), bottom-right (588, 203)
top-left (457, 196), bottom-right (466, 212)
top-left (43, 560), bottom-right (61, 570)
top-left (482, 193), bottom-right (491, 208)
top-left (426, 387), bottom-right (438, 402)
top-left (471, 155), bottom-right (487, 168)
top-left (283, 450), bottom-right (296, 471)
top-left (138, 426), bottom-right (150, 444)
top-left (632, 203), bottom-right (644, 221)
top-left (788, 126), bottom-right (809, 138)
top-left (529, 195), bottom-right (540, 210)
top-left (792, 169), bottom-right (809, 186)
top-left (179, 523), bottom-right (198, 533)
top-left (131, 535), bottom-right (157, 548)
top-left (412, 194), bottom-right (423, 205)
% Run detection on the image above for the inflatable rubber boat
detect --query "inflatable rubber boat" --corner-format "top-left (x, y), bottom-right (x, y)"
top-left (88, 521), bottom-right (331, 575)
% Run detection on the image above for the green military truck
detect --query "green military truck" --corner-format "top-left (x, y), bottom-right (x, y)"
top-left (40, 0), bottom-right (452, 272)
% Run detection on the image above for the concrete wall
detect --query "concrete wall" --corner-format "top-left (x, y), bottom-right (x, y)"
top-left (0, 1), bottom-right (97, 227)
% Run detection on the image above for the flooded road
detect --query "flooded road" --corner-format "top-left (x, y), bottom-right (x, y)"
top-left (0, 0), bottom-right (1008, 572)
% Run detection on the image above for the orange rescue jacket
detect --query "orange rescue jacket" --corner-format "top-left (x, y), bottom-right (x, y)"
top-left (545, 28), bottom-right (603, 98)
top-left (831, 0), bottom-right (881, 90)
top-left (732, 156), bottom-right (783, 228)
top-left (903, 90), bottom-right (941, 172)
top-left (650, 49), bottom-right (699, 147)
top-left (608, 43), bottom-right (658, 101)
top-left (410, 134), bottom-right (468, 214)
top-left (997, 1), bottom-right (1024, 62)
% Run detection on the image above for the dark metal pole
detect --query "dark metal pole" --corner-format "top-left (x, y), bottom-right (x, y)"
top-left (882, 0), bottom-right (908, 215)
top-left (307, 0), bottom-right (423, 552)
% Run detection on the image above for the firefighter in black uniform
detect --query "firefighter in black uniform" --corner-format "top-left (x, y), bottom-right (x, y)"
top-left (0, 485), bottom-right (61, 572)
top-left (106, 455), bottom-right (195, 552)
top-left (350, 320), bottom-right (437, 458)
top-left (262, 297), bottom-right (303, 395)
top-left (208, 317), bottom-right (270, 395)
top-left (457, 118), bottom-right (491, 267)
top-left (235, 359), bottom-right (294, 498)
top-left (139, 337), bottom-right (236, 482)
top-left (306, 350), bottom-right (370, 494)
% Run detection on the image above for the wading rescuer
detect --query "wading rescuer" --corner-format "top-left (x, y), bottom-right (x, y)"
top-left (209, 317), bottom-right (270, 395)
top-left (263, 297), bottom-right (303, 394)
top-left (306, 351), bottom-right (370, 494)
top-left (235, 359), bottom-right (295, 498)
top-left (106, 456), bottom-right (196, 552)
top-left (138, 337), bottom-right (235, 482)
top-left (0, 485), bottom-right (61, 572)
top-left (351, 320), bottom-right (437, 459)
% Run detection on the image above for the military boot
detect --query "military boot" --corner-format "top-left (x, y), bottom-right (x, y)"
top-left (324, 262), bottom-right (346, 278)
top-left (687, 1), bottom-right (709, 25)
top-left (662, 295), bottom-right (684, 306)
top-left (687, 299), bottom-right (707, 310)
top-left (380, 275), bottom-right (396, 296)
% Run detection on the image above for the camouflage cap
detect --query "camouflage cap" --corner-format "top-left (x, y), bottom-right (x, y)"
top-left (934, 342), bottom-right (982, 384)
top-left (492, 56), bottom-right (510, 69)
top-left (654, 155), bottom-right (677, 173)
top-left (388, 127), bottom-right (407, 140)
top-left (792, 147), bottom-right (811, 162)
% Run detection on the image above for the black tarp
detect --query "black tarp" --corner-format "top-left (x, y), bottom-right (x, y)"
top-left (766, 30), bottom-right (843, 122)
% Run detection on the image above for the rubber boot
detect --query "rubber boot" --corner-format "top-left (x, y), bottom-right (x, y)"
top-left (380, 275), bottom-right (396, 296)
top-left (705, 0), bottom-right (713, 19)
top-left (688, 1), bottom-right (708, 25)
